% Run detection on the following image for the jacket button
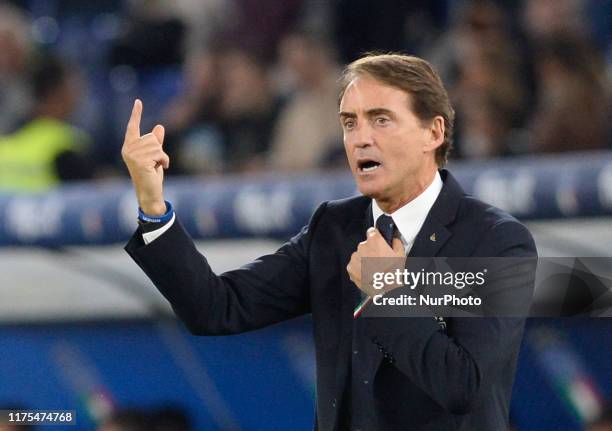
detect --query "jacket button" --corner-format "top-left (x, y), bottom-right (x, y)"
top-left (332, 398), bottom-right (337, 408)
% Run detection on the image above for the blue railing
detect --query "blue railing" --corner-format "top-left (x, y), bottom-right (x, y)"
top-left (1, 151), bottom-right (611, 246)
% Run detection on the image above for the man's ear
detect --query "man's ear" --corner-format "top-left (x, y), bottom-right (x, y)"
top-left (423, 116), bottom-right (445, 152)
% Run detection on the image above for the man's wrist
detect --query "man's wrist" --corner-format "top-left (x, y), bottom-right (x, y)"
top-left (138, 200), bottom-right (174, 223)
top-left (139, 200), bottom-right (167, 217)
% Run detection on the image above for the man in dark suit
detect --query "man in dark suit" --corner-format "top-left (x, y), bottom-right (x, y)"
top-left (122, 54), bottom-right (536, 430)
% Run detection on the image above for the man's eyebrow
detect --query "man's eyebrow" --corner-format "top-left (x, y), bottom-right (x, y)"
top-left (365, 108), bottom-right (394, 117)
top-left (338, 108), bottom-right (395, 118)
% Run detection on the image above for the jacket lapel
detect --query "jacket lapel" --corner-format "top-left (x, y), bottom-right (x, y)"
top-left (409, 169), bottom-right (463, 258)
top-left (408, 220), bottom-right (451, 258)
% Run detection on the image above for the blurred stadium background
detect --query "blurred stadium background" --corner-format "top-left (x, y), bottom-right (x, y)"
top-left (0, 0), bottom-right (611, 430)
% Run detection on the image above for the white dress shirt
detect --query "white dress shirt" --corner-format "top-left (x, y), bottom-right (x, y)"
top-left (371, 171), bottom-right (443, 254)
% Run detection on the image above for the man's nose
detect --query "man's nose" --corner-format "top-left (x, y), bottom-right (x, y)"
top-left (350, 123), bottom-right (374, 148)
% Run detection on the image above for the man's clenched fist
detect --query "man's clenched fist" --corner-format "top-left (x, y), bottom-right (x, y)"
top-left (347, 227), bottom-right (405, 297)
top-left (121, 99), bottom-right (169, 216)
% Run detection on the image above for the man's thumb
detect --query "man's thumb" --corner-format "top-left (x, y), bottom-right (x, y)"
top-left (366, 227), bottom-right (379, 238)
top-left (392, 237), bottom-right (404, 253)
top-left (152, 124), bottom-right (165, 145)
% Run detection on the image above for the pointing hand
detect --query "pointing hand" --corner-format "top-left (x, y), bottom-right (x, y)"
top-left (121, 99), bottom-right (169, 216)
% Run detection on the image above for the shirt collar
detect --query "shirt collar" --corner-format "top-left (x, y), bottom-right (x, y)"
top-left (372, 171), bottom-right (443, 248)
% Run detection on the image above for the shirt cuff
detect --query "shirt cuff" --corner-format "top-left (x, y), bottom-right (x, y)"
top-left (142, 212), bottom-right (176, 245)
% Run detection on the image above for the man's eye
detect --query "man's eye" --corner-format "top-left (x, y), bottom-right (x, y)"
top-left (375, 117), bottom-right (389, 125)
top-left (344, 120), bottom-right (355, 129)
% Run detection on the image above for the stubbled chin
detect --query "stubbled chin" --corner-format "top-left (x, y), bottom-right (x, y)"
top-left (355, 176), bottom-right (384, 199)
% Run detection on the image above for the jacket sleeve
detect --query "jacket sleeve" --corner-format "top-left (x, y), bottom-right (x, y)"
top-left (125, 202), bottom-right (328, 335)
top-left (362, 220), bottom-right (537, 414)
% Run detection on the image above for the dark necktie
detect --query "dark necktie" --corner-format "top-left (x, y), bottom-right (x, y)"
top-left (354, 215), bottom-right (398, 305)
top-left (376, 214), bottom-right (396, 246)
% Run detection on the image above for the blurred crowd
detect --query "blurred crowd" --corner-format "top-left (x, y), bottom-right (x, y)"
top-left (0, 0), bottom-right (610, 192)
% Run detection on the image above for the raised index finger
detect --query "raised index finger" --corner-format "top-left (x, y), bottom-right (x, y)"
top-left (125, 99), bottom-right (142, 142)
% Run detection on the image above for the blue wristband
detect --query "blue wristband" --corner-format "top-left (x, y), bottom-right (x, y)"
top-left (138, 200), bottom-right (174, 223)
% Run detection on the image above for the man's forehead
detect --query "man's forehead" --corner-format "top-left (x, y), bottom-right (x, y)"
top-left (339, 76), bottom-right (411, 113)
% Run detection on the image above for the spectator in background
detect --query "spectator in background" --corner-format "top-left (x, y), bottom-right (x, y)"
top-left (430, 0), bottom-right (529, 158)
top-left (528, 36), bottom-right (610, 152)
top-left (0, 3), bottom-right (33, 135)
top-left (165, 0), bottom-right (234, 56)
top-left (110, 0), bottom-right (186, 69)
top-left (453, 46), bottom-right (529, 157)
top-left (164, 47), bottom-right (282, 174)
top-left (161, 49), bottom-right (224, 175)
top-left (0, 55), bottom-right (94, 192)
top-left (269, 32), bottom-right (342, 172)
top-left (220, 0), bottom-right (304, 61)
top-left (332, 0), bottom-right (448, 63)
top-left (216, 47), bottom-right (284, 173)
top-left (523, 0), bottom-right (590, 42)
top-left (521, 0), bottom-right (610, 152)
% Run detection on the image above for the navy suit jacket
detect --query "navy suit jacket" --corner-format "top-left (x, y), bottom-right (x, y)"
top-left (125, 170), bottom-right (537, 430)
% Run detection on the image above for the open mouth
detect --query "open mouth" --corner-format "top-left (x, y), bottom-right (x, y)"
top-left (357, 159), bottom-right (381, 173)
